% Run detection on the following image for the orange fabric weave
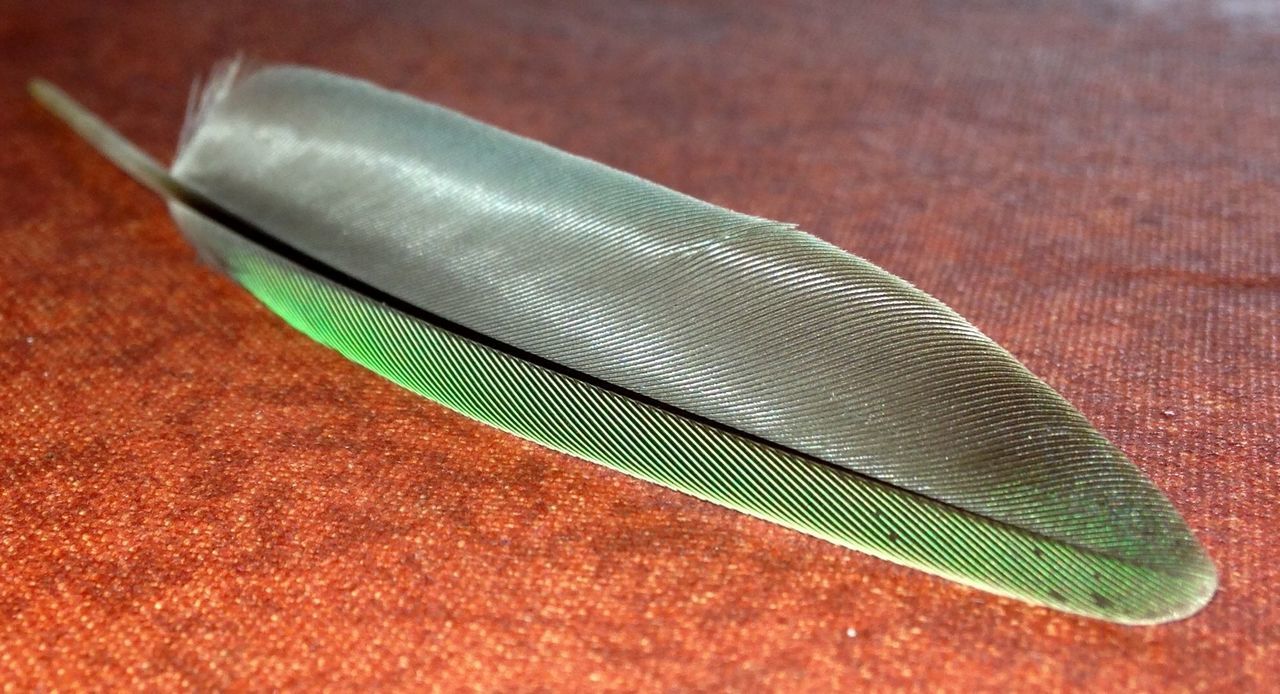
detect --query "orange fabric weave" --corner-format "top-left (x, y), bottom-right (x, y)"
top-left (1, 1), bottom-right (1276, 689)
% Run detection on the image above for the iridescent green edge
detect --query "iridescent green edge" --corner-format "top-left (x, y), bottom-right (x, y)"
top-left (219, 244), bottom-right (1214, 625)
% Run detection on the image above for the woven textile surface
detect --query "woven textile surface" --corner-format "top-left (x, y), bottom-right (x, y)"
top-left (1, 0), bottom-right (1276, 689)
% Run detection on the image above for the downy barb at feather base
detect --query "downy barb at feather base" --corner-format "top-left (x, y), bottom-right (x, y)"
top-left (29, 64), bottom-right (1216, 624)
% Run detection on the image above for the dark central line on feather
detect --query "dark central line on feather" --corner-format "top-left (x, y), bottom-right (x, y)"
top-left (169, 178), bottom-right (1195, 576)
top-left (30, 79), bottom-right (1181, 576)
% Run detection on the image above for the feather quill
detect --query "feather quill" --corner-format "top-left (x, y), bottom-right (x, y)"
top-left (30, 65), bottom-right (1215, 624)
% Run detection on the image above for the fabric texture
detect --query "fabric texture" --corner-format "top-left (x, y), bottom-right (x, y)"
top-left (1, 0), bottom-right (1276, 689)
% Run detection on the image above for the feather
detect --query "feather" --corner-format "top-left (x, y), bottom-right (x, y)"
top-left (30, 65), bottom-right (1215, 624)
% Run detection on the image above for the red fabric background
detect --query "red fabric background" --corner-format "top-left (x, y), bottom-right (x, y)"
top-left (1, 0), bottom-right (1276, 689)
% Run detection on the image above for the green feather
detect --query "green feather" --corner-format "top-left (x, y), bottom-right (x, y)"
top-left (29, 67), bottom-right (1215, 624)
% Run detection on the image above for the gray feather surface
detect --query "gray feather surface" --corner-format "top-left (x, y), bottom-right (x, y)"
top-left (12, 63), bottom-right (1204, 622)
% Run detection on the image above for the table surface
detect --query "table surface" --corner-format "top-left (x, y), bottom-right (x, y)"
top-left (2, 0), bottom-right (1277, 689)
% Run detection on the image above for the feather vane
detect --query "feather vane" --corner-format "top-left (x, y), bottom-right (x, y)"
top-left (30, 65), bottom-right (1215, 624)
